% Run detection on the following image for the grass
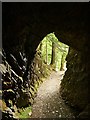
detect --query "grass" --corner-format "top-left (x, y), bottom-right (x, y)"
top-left (17, 106), bottom-right (32, 119)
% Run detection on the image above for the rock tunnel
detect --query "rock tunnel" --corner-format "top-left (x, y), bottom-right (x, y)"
top-left (1, 2), bottom-right (90, 119)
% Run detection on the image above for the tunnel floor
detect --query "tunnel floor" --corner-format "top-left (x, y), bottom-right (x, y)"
top-left (31, 71), bottom-right (75, 118)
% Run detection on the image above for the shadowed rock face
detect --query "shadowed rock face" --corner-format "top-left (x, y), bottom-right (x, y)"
top-left (60, 48), bottom-right (89, 118)
top-left (2, 2), bottom-right (90, 119)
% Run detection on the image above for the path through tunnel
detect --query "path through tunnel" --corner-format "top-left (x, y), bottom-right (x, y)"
top-left (1, 2), bottom-right (90, 120)
top-left (30, 33), bottom-right (71, 118)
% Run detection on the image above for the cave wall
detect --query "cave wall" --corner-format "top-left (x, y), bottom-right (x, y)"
top-left (2, 2), bottom-right (89, 83)
top-left (1, 2), bottom-right (90, 119)
top-left (60, 48), bottom-right (89, 118)
top-left (2, 3), bottom-right (89, 52)
top-left (0, 47), bottom-right (52, 119)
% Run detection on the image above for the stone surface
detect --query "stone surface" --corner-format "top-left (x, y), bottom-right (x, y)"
top-left (60, 48), bottom-right (89, 117)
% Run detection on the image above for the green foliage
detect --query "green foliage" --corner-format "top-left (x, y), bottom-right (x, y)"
top-left (37, 33), bottom-right (69, 71)
top-left (17, 106), bottom-right (32, 119)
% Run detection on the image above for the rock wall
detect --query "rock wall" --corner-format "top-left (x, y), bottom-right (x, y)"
top-left (2, 3), bottom-right (90, 119)
top-left (0, 48), bottom-right (51, 119)
top-left (60, 48), bottom-right (89, 118)
top-left (0, 48), bottom-right (29, 119)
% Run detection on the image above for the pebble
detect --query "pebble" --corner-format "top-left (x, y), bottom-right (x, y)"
top-left (59, 114), bottom-right (61, 117)
top-left (60, 107), bottom-right (62, 110)
top-left (28, 112), bottom-right (32, 116)
top-left (52, 111), bottom-right (55, 114)
top-left (56, 110), bottom-right (58, 113)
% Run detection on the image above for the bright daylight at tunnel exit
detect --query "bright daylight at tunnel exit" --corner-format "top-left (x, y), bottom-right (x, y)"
top-left (1, 2), bottom-right (89, 120)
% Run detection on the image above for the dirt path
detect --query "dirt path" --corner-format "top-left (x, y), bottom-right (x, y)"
top-left (31, 71), bottom-right (75, 118)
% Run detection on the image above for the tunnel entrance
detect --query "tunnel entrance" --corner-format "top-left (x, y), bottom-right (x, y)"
top-left (22, 33), bottom-right (74, 119)
top-left (16, 33), bottom-right (71, 119)
top-left (1, 33), bottom-right (89, 119)
top-left (1, 32), bottom-right (71, 119)
top-left (1, 2), bottom-right (89, 119)
top-left (1, 31), bottom-right (88, 119)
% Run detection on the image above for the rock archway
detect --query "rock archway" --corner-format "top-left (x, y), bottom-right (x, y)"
top-left (1, 2), bottom-right (90, 119)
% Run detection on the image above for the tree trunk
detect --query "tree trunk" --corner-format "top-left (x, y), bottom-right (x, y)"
top-left (51, 42), bottom-right (56, 65)
top-left (60, 53), bottom-right (65, 71)
top-left (51, 42), bottom-right (55, 65)
top-left (46, 39), bottom-right (48, 64)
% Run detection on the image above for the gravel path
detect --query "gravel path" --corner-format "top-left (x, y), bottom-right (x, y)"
top-left (31, 71), bottom-right (75, 118)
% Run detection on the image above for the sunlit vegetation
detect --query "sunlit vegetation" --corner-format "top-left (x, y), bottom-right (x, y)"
top-left (16, 106), bottom-right (32, 119)
top-left (37, 33), bottom-right (69, 71)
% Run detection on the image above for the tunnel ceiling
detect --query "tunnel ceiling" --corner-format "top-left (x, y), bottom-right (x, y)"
top-left (2, 2), bottom-right (89, 53)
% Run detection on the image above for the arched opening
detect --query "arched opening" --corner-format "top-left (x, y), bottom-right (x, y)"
top-left (1, 2), bottom-right (89, 120)
top-left (13, 33), bottom-right (73, 119)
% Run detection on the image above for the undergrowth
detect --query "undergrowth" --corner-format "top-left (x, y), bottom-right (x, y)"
top-left (17, 106), bottom-right (32, 119)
